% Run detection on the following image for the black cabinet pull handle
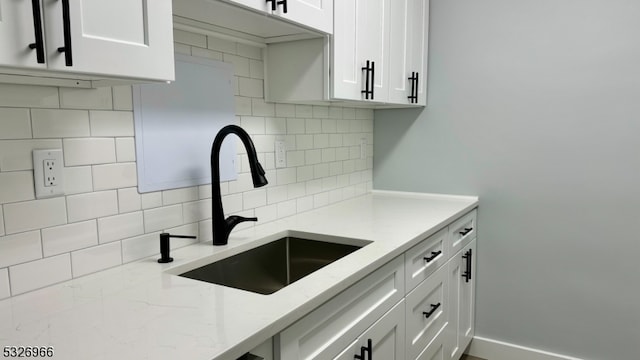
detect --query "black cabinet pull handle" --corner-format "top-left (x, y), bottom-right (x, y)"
top-left (462, 249), bottom-right (473, 282)
top-left (28, 0), bottom-right (45, 64)
top-left (354, 339), bottom-right (372, 360)
top-left (423, 250), bottom-right (442, 263)
top-left (277, 0), bottom-right (288, 13)
top-left (266, 0), bottom-right (277, 11)
top-left (361, 60), bottom-right (371, 100)
top-left (57, 0), bottom-right (73, 66)
top-left (459, 227), bottom-right (473, 236)
top-left (370, 61), bottom-right (375, 100)
top-left (422, 303), bottom-right (441, 318)
top-left (415, 72), bottom-right (419, 103)
top-left (407, 72), bottom-right (417, 103)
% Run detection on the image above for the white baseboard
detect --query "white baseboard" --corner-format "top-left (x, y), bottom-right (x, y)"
top-left (467, 336), bottom-right (586, 360)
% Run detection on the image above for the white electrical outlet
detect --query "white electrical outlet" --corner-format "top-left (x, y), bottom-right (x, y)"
top-left (33, 149), bottom-right (65, 199)
top-left (275, 139), bottom-right (286, 168)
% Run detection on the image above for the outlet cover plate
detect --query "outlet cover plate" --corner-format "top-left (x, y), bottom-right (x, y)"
top-left (33, 149), bottom-right (65, 199)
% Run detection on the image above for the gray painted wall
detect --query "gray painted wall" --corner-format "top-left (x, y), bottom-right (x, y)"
top-left (374, 1), bottom-right (640, 359)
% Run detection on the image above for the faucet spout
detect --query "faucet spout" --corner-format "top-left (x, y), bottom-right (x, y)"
top-left (211, 125), bottom-right (268, 245)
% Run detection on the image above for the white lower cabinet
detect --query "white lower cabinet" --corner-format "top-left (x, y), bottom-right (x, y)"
top-left (445, 240), bottom-right (476, 360)
top-left (275, 209), bottom-right (477, 360)
top-left (276, 256), bottom-right (405, 359)
top-left (405, 265), bottom-right (448, 360)
top-left (335, 301), bottom-right (406, 360)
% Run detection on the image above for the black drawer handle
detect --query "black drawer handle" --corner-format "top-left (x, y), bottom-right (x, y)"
top-left (422, 303), bottom-right (441, 318)
top-left (57, 0), bottom-right (73, 66)
top-left (423, 250), bottom-right (442, 263)
top-left (277, 0), bottom-right (288, 13)
top-left (459, 227), bottom-right (473, 236)
top-left (361, 60), bottom-right (374, 100)
top-left (28, 0), bottom-right (45, 64)
top-left (266, 0), bottom-right (277, 10)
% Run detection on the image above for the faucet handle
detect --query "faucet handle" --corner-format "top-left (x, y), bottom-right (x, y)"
top-left (224, 215), bottom-right (258, 236)
top-left (158, 232), bottom-right (197, 263)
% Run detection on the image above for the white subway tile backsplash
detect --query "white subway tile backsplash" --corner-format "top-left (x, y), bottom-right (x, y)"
top-left (0, 139), bottom-right (62, 171)
top-left (98, 212), bottom-right (144, 243)
top-left (275, 103), bottom-right (296, 117)
top-left (243, 189), bottom-right (266, 209)
top-left (237, 43), bottom-right (262, 60)
top-left (277, 199), bottom-right (296, 218)
top-left (141, 192), bottom-right (162, 209)
top-left (183, 199), bottom-right (212, 223)
top-left (0, 231), bottom-right (42, 268)
top-left (255, 204), bottom-right (277, 224)
top-left (115, 137), bottom-right (136, 162)
top-left (117, 187), bottom-right (142, 213)
top-left (249, 59), bottom-right (264, 79)
top-left (71, 242), bottom-right (122, 277)
top-left (163, 187), bottom-right (198, 206)
top-left (31, 109), bottom-right (90, 138)
top-left (66, 191), bottom-right (118, 222)
top-left (240, 116), bottom-right (265, 134)
top-left (0, 32), bottom-right (373, 298)
top-left (174, 29), bottom-right (207, 48)
top-left (238, 77), bottom-right (263, 97)
top-left (89, 111), bottom-right (134, 137)
top-left (251, 99), bottom-right (275, 117)
top-left (64, 138), bottom-right (116, 166)
top-left (4, 198), bottom-right (66, 234)
top-left (175, 43), bottom-right (192, 55)
top-left (9, 254), bottom-right (72, 295)
top-left (221, 193), bottom-right (243, 214)
top-left (42, 220), bottom-right (98, 256)
top-left (0, 171), bottom-right (35, 203)
top-left (305, 118), bottom-right (322, 134)
top-left (0, 108), bottom-right (31, 139)
top-left (0, 269), bottom-right (9, 299)
top-left (112, 86), bottom-right (133, 111)
top-left (165, 223), bottom-right (199, 248)
top-left (0, 84), bottom-right (59, 108)
top-left (296, 196), bottom-right (313, 213)
top-left (121, 233), bottom-right (158, 263)
top-left (64, 166), bottom-right (93, 195)
top-left (143, 205), bottom-right (183, 233)
top-left (92, 163), bottom-right (137, 191)
top-left (191, 47), bottom-right (222, 62)
top-left (295, 105), bottom-right (313, 118)
top-left (59, 87), bottom-right (112, 110)
top-left (224, 54), bottom-right (251, 77)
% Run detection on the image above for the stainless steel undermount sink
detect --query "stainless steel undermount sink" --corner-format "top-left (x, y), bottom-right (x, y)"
top-left (176, 235), bottom-right (369, 295)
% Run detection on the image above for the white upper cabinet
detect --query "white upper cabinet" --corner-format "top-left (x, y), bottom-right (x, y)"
top-left (333, 0), bottom-right (390, 102)
top-left (0, 0), bottom-right (174, 83)
top-left (223, 0), bottom-right (333, 34)
top-left (0, 0), bottom-right (47, 69)
top-left (388, 0), bottom-right (429, 105)
top-left (265, 0), bottom-right (428, 107)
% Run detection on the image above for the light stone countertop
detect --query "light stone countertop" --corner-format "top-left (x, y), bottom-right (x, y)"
top-left (0, 190), bottom-right (478, 360)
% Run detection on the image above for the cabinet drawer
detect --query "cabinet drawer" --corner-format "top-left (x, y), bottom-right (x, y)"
top-left (405, 227), bottom-right (448, 293)
top-left (334, 300), bottom-right (405, 360)
top-left (448, 210), bottom-right (477, 255)
top-left (415, 324), bottom-right (447, 360)
top-left (406, 264), bottom-right (448, 360)
top-left (277, 256), bottom-right (405, 360)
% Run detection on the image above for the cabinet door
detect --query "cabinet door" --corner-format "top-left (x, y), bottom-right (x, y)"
top-left (388, 0), bottom-right (429, 105)
top-left (43, 0), bottom-right (174, 81)
top-left (224, 0), bottom-right (270, 13)
top-left (335, 301), bottom-right (405, 360)
top-left (333, 0), bottom-right (389, 102)
top-left (0, 0), bottom-right (46, 69)
top-left (274, 0), bottom-right (333, 34)
top-left (446, 240), bottom-right (476, 360)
